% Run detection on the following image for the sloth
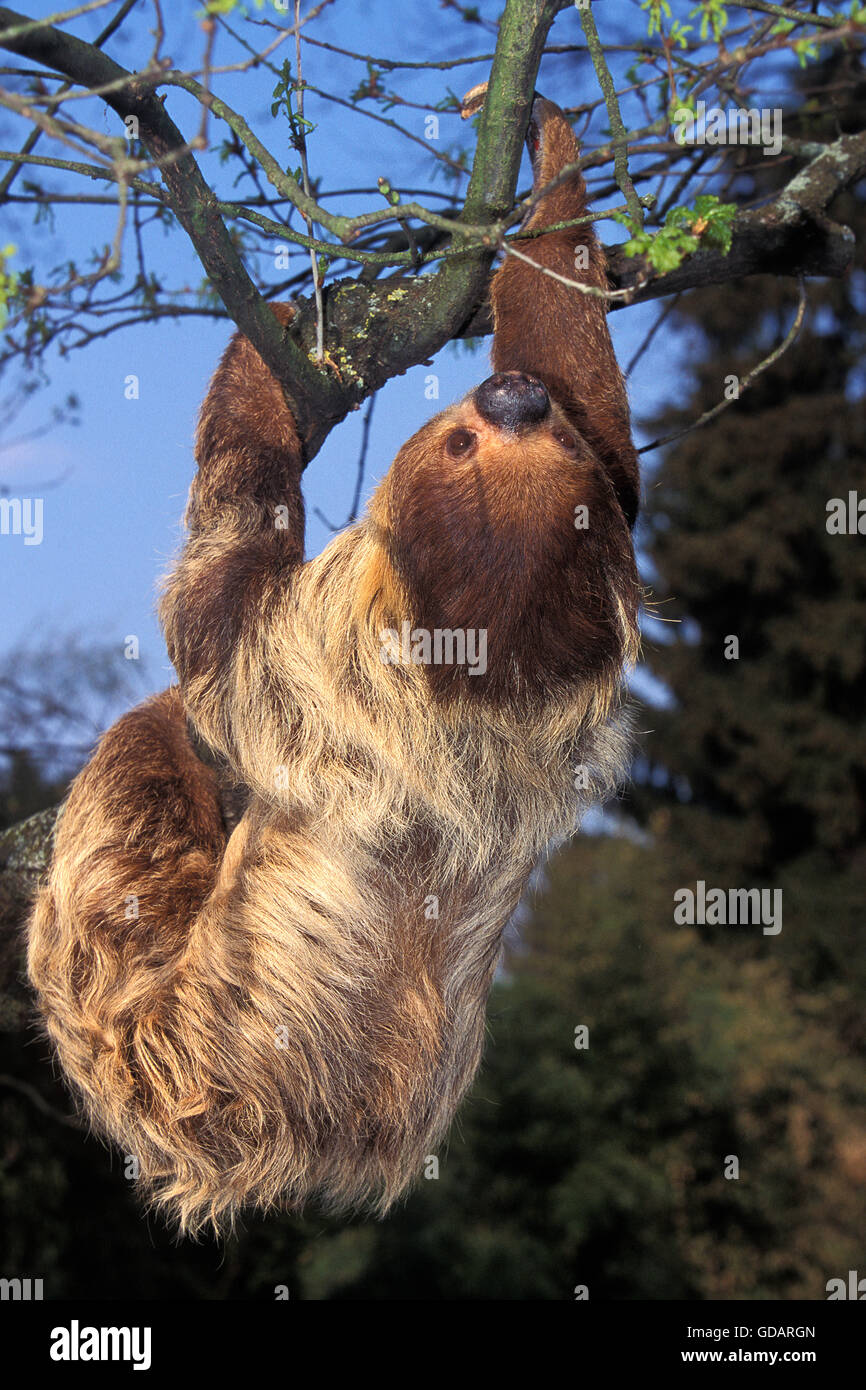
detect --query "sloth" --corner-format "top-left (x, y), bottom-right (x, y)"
top-left (28, 91), bottom-right (641, 1234)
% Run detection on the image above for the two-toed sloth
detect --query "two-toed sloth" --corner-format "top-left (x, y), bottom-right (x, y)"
top-left (28, 92), bottom-right (641, 1234)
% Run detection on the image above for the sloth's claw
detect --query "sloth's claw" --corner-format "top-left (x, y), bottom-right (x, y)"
top-left (459, 81), bottom-right (488, 120)
top-left (460, 82), bottom-right (554, 188)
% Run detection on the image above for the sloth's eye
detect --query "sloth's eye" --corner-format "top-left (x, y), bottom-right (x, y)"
top-left (446, 428), bottom-right (476, 458)
top-left (553, 428), bottom-right (577, 452)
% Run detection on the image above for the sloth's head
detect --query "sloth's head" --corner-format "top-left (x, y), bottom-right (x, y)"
top-left (368, 371), bottom-right (640, 703)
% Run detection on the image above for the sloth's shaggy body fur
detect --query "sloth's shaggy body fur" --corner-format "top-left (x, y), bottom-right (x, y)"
top-left (28, 96), bottom-right (641, 1234)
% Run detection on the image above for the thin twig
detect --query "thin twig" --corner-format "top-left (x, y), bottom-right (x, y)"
top-left (349, 393), bottom-right (376, 524)
top-left (0, 1), bottom-right (112, 46)
top-left (0, 1072), bottom-right (81, 1127)
top-left (0, 0), bottom-right (137, 200)
top-left (724, 1), bottom-right (849, 30)
top-left (294, 0), bottom-right (324, 362)
top-left (578, 1), bottom-right (644, 228)
top-left (638, 278), bottom-right (808, 454)
top-left (313, 390), bottom-right (377, 532)
top-left (502, 239), bottom-right (644, 304)
top-left (626, 293), bottom-right (681, 376)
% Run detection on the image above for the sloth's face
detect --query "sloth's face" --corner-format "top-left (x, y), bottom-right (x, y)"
top-left (369, 371), bottom-right (639, 701)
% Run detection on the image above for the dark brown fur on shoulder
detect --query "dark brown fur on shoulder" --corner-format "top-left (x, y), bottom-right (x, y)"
top-left (28, 91), bottom-right (641, 1235)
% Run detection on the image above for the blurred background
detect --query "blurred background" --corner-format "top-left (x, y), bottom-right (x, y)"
top-left (1, 0), bottom-right (864, 1298)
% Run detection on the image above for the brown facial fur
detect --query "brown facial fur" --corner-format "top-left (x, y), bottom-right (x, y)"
top-left (27, 94), bottom-right (641, 1235)
top-left (373, 395), bottom-right (637, 701)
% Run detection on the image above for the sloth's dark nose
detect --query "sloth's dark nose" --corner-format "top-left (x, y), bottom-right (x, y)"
top-left (474, 372), bottom-right (550, 431)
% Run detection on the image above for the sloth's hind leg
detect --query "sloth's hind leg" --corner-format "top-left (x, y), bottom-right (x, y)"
top-left (27, 686), bottom-right (228, 1137)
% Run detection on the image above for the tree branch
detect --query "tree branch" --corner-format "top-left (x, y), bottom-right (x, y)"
top-left (578, 0), bottom-right (643, 228)
top-left (458, 127), bottom-right (866, 335)
top-left (0, 0), bottom-right (570, 456)
top-left (0, 0), bottom-right (137, 199)
top-left (0, 3), bottom-right (347, 452)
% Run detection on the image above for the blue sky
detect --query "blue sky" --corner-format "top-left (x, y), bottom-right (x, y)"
top-left (1, 0), bottom-right (683, 738)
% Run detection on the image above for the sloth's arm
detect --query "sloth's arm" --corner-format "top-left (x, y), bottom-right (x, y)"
top-left (159, 302), bottom-right (305, 759)
top-left (489, 95), bottom-right (640, 526)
